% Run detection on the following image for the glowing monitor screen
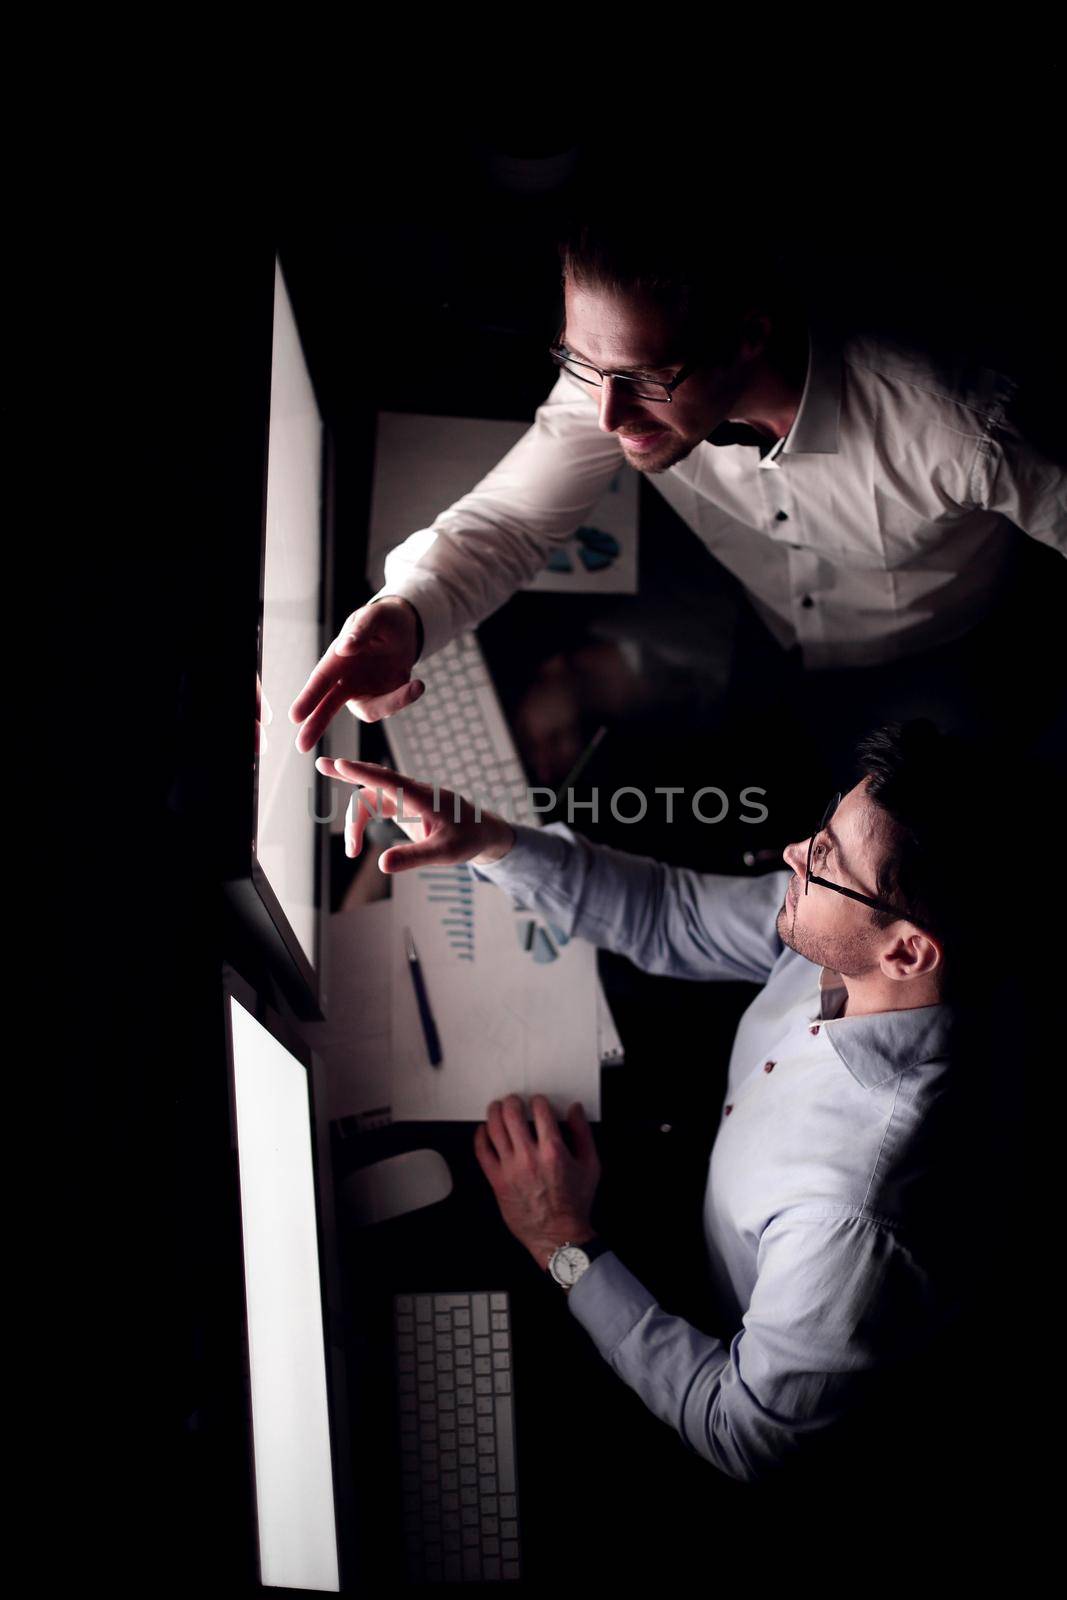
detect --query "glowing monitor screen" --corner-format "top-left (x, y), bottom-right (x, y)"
top-left (256, 259), bottom-right (323, 970)
top-left (229, 993), bottom-right (339, 1592)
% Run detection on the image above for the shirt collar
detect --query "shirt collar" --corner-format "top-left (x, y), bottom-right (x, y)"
top-left (778, 319), bottom-right (842, 458)
top-left (815, 967), bottom-right (956, 1089)
top-left (705, 318), bottom-right (842, 469)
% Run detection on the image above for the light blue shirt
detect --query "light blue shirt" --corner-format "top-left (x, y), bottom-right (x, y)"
top-left (471, 822), bottom-right (964, 1483)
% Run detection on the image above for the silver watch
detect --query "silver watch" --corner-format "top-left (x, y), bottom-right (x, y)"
top-left (547, 1236), bottom-right (610, 1292)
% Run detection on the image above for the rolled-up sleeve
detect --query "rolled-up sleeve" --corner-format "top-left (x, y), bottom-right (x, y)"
top-left (469, 822), bottom-right (787, 985)
top-left (567, 1206), bottom-right (939, 1483)
top-left (371, 371), bottom-right (625, 661)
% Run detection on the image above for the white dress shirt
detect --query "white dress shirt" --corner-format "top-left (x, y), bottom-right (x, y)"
top-left (470, 821), bottom-right (967, 1483)
top-left (373, 322), bottom-right (1065, 669)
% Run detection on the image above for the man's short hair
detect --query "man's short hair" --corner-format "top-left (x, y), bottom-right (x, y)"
top-left (555, 164), bottom-right (796, 360)
top-left (854, 719), bottom-right (1000, 996)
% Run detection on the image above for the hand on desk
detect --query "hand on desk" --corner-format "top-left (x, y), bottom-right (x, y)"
top-left (315, 757), bottom-right (516, 872)
top-left (290, 596), bottom-right (425, 753)
top-left (474, 1094), bottom-right (600, 1271)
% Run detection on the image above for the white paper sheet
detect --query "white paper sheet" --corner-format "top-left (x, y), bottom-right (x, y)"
top-left (389, 863), bottom-right (602, 1123)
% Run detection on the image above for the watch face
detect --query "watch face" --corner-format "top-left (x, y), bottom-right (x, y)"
top-left (552, 1245), bottom-right (587, 1286)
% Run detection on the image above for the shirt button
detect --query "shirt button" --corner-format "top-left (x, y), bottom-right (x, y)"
top-left (763, 1061), bottom-right (776, 1072)
top-left (724, 1104), bottom-right (734, 1116)
top-left (801, 595), bottom-right (814, 609)
top-left (810, 1025), bottom-right (820, 1035)
top-left (775, 510), bottom-right (788, 521)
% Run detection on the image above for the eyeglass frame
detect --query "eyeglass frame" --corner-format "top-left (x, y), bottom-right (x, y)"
top-left (804, 792), bottom-right (923, 925)
top-left (547, 321), bottom-right (705, 404)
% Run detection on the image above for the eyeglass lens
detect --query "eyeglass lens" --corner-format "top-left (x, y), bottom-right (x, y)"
top-left (555, 356), bottom-right (669, 402)
top-left (806, 792), bottom-right (842, 893)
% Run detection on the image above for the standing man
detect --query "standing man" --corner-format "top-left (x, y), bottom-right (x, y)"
top-left (290, 189), bottom-right (1065, 765)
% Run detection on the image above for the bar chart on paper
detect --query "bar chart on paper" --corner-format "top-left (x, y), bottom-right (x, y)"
top-left (389, 866), bottom-right (601, 1122)
top-left (418, 867), bottom-right (476, 962)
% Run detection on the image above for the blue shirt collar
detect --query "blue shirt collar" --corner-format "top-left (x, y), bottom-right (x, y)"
top-left (815, 967), bottom-right (956, 1089)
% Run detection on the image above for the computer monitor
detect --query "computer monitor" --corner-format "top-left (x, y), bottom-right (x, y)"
top-left (222, 965), bottom-right (355, 1592)
top-left (223, 253), bottom-right (333, 1018)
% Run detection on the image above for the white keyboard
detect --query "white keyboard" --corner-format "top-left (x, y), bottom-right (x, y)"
top-left (384, 633), bottom-right (539, 827)
top-left (394, 1289), bottom-right (522, 1584)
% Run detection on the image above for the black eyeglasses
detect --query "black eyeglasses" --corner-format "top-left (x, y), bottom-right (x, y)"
top-left (548, 322), bottom-right (702, 404)
top-left (804, 792), bottom-right (918, 922)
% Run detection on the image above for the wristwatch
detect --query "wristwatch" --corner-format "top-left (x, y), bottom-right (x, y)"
top-left (547, 1236), bottom-right (610, 1293)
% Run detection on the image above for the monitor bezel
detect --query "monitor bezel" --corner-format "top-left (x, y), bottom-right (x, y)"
top-left (222, 249), bottom-right (334, 1022)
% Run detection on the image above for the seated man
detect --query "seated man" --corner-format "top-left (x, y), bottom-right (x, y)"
top-left (317, 720), bottom-right (991, 1487)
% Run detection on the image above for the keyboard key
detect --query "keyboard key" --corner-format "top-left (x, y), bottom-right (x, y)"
top-left (500, 1495), bottom-right (517, 1520)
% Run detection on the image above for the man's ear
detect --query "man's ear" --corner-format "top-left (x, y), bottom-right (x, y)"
top-left (881, 927), bottom-right (943, 983)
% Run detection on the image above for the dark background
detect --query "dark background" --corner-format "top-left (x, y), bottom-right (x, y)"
top-left (57, 62), bottom-right (1062, 1591)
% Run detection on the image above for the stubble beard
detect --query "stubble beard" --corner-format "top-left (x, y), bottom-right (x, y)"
top-left (777, 886), bottom-right (879, 979)
top-left (622, 429), bottom-right (698, 474)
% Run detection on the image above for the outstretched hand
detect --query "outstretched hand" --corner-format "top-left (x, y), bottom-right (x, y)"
top-left (314, 758), bottom-right (516, 872)
top-left (289, 597), bottom-right (424, 753)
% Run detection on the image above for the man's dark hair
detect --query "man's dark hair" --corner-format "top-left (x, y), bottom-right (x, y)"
top-left (854, 719), bottom-right (998, 997)
top-left (554, 164), bottom-right (799, 363)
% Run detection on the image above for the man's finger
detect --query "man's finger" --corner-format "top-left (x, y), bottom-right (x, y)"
top-left (294, 681), bottom-right (351, 753)
top-left (473, 1123), bottom-right (499, 1175)
top-left (500, 1094), bottom-right (533, 1153)
top-left (379, 834), bottom-right (466, 874)
top-left (485, 1100), bottom-right (513, 1160)
top-left (344, 792), bottom-right (375, 858)
top-left (346, 679), bottom-right (425, 724)
top-left (530, 1095), bottom-right (566, 1154)
top-left (332, 760), bottom-right (437, 823)
top-left (289, 636), bottom-right (353, 724)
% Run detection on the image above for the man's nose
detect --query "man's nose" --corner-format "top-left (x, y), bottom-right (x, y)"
top-left (597, 375), bottom-right (643, 435)
top-left (782, 839), bottom-right (806, 877)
